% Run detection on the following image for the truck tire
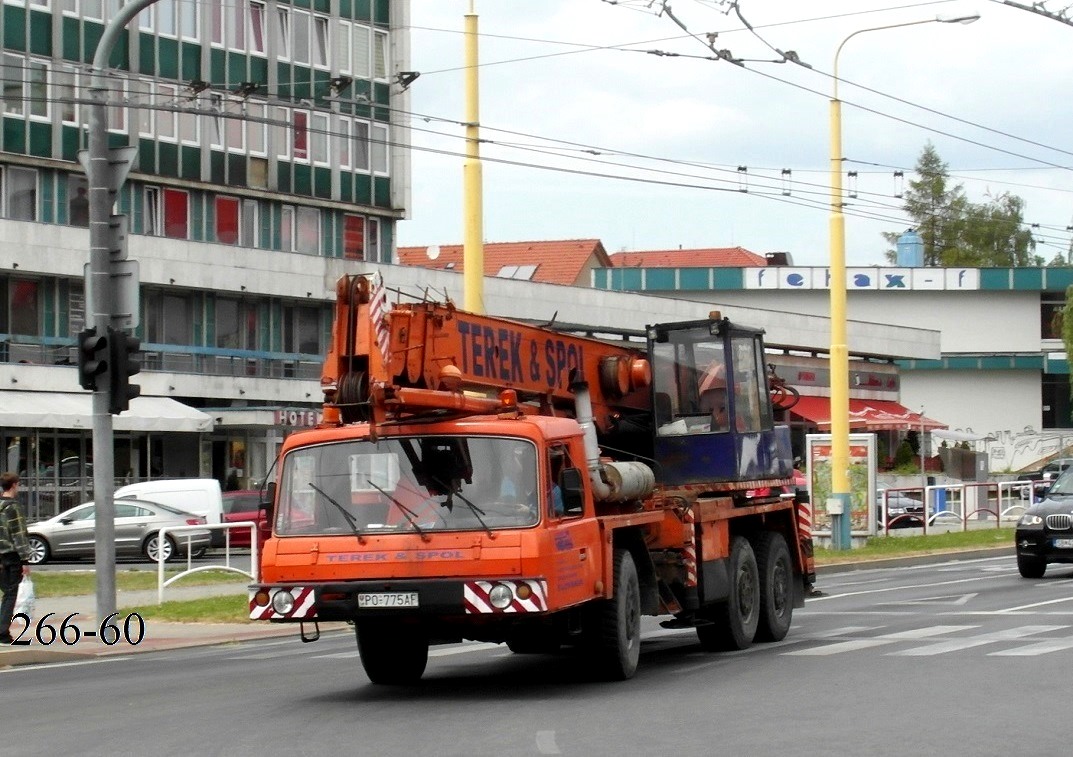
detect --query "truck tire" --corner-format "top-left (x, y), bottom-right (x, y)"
top-left (754, 532), bottom-right (793, 642)
top-left (356, 622), bottom-right (429, 685)
top-left (594, 549), bottom-right (641, 680)
top-left (697, 536), bottom-right (759, 651)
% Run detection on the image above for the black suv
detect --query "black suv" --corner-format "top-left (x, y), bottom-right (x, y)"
top-left (1016, 466), bottom-right (1073, 577)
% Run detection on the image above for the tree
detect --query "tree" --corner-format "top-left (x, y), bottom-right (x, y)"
top-left (884, 143), bottom-right (1042, 267)
top-left (883, 142), bottom-right (967, 266)
top-left (1062, 285), bottom-right (1073, 410)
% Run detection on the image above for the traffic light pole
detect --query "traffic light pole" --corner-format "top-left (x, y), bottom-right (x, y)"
top-left (87, 0), bottom-right (155, 622)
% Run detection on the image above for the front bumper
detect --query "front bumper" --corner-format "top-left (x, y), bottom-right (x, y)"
top-left (1015, 527), bottom-right (1073, 563)
top-left (249, 578), bottom-right (549, 622)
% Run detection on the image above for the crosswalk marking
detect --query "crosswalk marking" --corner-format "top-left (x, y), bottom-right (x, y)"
top-left (890, 625), bottom-right (1064, 656)
top-left (990, 638), bottom-right (1073, 656)
top-left (786, 624), bottom-right (973, 656)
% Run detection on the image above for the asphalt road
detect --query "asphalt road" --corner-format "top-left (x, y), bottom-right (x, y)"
top-left (1, 551), bottom-right (1068, 756)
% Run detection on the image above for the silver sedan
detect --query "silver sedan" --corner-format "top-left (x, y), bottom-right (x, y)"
top-left (26, 499), bottom-right (211, 564)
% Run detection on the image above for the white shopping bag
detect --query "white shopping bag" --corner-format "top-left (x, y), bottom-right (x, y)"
top-left (14, 576), bottom-right (35, 619)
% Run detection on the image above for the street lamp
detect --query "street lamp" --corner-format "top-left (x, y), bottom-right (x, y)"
top-left (827, 14), bottom-right (978, 550)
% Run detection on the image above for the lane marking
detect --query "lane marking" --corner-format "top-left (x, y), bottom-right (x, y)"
top-left (997, 596), bottom-right (1073, 613)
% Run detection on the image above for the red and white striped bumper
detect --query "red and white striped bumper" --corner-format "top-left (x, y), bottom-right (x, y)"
top-left (463, 580), bottom-right (548, 614)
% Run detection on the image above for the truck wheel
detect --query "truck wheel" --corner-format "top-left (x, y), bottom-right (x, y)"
top-left (1017, 553), bottom-right (1047, 579)
top-left (356, 622), bottom-right (429, 685)
top-left (697, 536), bottom-right (759, 651)
top-left (754, 532), bottom-right (793, 642)
top-left (595, 549), bottom-right (641, 680)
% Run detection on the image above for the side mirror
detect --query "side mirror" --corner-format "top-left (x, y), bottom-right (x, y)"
top-left (260, 481), bottom-right (276, 521)
top-left (559, 467), bottom-right (585, 515)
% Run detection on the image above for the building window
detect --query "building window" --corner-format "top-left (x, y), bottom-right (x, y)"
top-left (145, 187), bottom-right (161, 235)
top-left (163, 188), bottom-right (189, 239)
top-left (240, 199), bottom-right (258, 247)
top-left (131, 78), bottom-right (153, 136)
top-left (284, 305), bottom-right (320, 353)
top-left (313, 16), bottom-right (330, 68)
top-left (157, 0), bottom-right (177, 38)
top-left (2, 167), bottom-right (37, 221)
top-left (216, 297), bottom-right (241, 348)
top-left (374, 29), bottom-right (389, 80)
top-left (367, 217), bottom-right (380, 263)
top-left (352, 24), bottom-right (371, 79)
top-left (162, 293), bottom-right (192, 344)
top-left (296, 207), bottom-right (319, 255)
top-left (179, 0), bottom-right (198, 40)
top-left (215, 196), bottom-right (240, 245)
top-left (1042, 298), bottom-right (1065, 340)
top-left (246, 101), bottom-right (266, 155)
top-left (9, 279), bottom-right (40, 337)
top-left (27, 59), bottom-right (47, 119)
top-left (311, 113), bottom-right (328, 165)
top-left (280, 205), bottom-right (294, 251)
top-left (337, 117), bottom-right (351, 168)
top-left (353, 121), bottom-right (369, 172)
top-left (276, 7), bottom-right (291, 62)
top-left (55, 65), bottom-right (78, 125)
top-left (292, 10), bottom-right (311, 64)
top-left (343, 214), bottom-right (364, 260)
top-left (68, 175), bottom-right (89, 227)
top-left (371, 123), bottom-right (388, 174)
top-left (210, 0), bottom-right (224, 46)
top-left (2, 54), bottom-right (23, 116)
top-left (179, 94), bottom-right (199, 145)
top-left (274, 106), bottom-right (290, 160)
top-left (249, 2), bottom-right (266, 55)
top-left (157, 83), bottom-right (177, 141)
top-left (227, 0), bottom-right (246, 50)
top-left (293, 110), bottom-right (308, 161)
top-left (336, 21), bottom-right (352, 76)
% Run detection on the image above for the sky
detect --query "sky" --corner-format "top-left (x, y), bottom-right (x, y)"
top-left (395, 0), bottom-right (1073, 268)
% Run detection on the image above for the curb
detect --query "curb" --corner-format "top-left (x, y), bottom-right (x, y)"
top-left (815, 546), bottom-right (1014, 574)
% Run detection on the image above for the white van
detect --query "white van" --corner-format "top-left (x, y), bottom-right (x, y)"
top-left (114, 479), bottom-right (226, 545)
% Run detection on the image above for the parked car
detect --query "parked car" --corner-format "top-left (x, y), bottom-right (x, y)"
top-left (26, 499), bottom-right (210, 565)
top-left (1015, 467), bottom-right (1073, 578)
top-left (877, 490), bottom-right (925, 529)
top-left (1016, 458), bottom-right (1073, 501)
top-left (221, 490), bottom-right (268, 548)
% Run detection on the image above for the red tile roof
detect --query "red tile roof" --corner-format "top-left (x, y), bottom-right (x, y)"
top-left (609, 247), bottom-right (768, 268)
top-left (397, 240), bottom-right (611, 286)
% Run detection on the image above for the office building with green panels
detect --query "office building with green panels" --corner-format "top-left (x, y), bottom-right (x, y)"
top-left (0, 0), bottom-right (411, 519)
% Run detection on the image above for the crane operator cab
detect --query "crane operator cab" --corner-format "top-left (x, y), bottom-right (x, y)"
top-left (648, 315), bottom-right (792, 488)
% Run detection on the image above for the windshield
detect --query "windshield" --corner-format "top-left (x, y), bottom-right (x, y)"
top-left (275, 436), bottom-right (541, 536)
top-left (1045, 468), bottom-right (1073, 497)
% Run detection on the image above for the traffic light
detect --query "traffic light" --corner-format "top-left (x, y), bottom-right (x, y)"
top-left (77, 327), bottom-right (109, 391)
top-left (107, 326), bottom-right (141, 415)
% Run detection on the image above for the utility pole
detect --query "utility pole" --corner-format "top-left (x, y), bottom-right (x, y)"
top-left (84, 0), bottom-right (154, 621)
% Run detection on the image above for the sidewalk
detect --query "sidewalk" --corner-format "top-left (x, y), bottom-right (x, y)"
top-left (0, 581), bottom-right (305, 667)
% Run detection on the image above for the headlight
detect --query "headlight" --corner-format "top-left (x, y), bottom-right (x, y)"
top-left (488, 583), bottom-right (513, 609)
top-left (271, 589), bottom-right (296, 615)
top-left (1019, 514), bottom-right (1043, 527)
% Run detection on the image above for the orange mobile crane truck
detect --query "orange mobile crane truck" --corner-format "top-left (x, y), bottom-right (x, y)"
top-left (249, 273), bottom-right (813, 683)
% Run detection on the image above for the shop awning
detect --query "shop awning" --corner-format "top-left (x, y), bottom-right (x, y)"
top-left (0, 391), bottom-right (214, 432)
top-left (789, 396), bottom-right (947, 431)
